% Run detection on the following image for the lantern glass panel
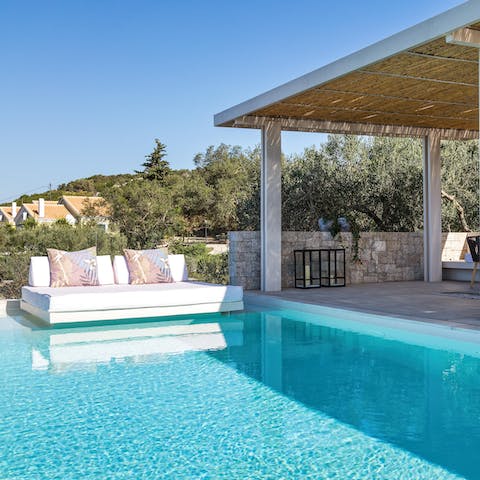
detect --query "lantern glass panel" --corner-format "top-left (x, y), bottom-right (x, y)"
top-left (294, 249), bottom-right (321, 288)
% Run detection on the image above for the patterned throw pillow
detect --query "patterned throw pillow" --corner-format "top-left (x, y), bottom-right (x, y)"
top-left (123, 248), bottom-right (173, 284)
top-left (47, 247), bottom-right (99, 288)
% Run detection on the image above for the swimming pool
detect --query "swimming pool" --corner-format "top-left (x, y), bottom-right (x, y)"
top-left (1, 302), bottom-right (480, 479)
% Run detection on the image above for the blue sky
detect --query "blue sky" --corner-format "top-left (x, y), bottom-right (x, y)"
top-left (0, 0), bottom-right (463, 201)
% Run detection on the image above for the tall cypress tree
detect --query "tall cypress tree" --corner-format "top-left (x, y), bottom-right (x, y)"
top-left (137, 139), bottom-right (170, 183)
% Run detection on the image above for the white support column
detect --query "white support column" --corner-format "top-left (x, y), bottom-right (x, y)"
top-left (261, 122), bottom-right (282, 292)
top-left (423, 134), bottom-right (442, 282)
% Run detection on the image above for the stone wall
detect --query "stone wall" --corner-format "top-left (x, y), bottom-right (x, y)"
top-left (441, 232), bottom-right (472, 261)
top-left (229, 231), bottom-right (427, 290)
top-left (228, 231), bottom-right (261, 290)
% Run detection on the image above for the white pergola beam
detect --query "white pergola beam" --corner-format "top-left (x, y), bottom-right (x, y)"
top-left (423, 134), bottom-right (443, 282)
top-left (232, 115), bottom-right (478, 140)
top-left (261, 122), bottom-right (282, 292)
top-left (215, 2), bottom-right (480, 127)
top-left (446, 27), bottom-right (480, 48)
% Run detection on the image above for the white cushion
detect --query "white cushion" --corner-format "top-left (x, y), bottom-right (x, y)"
top-left (29, 256), bottom-right (50, 287)
top-left (21, 282), bottom-right (243, 312)
top-left (113, 255), bottom-right (129, 284)
top-left (168, 254), bottom-right (188, 282)
top-left (97, 255), bottom-right (115, 285)
top-left (29, 255), bottom-right (114, 287)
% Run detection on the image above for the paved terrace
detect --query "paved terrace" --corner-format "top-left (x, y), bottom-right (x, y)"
top-left (248, 281), bottom-right (480, 331)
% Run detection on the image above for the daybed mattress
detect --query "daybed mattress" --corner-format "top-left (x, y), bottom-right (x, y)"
top-left (22, 281), bottom-right (243, 313)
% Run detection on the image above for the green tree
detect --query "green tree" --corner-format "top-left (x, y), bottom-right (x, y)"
top-left (281, 135), bottom-right (424, 233)
top-left (137, 139), bottom-right (170, 183)
top-left (169, 169), bottom-right (212, 236)
top-left (193, 144), bottom-right (260, 233)
top-left (349, 136), bottom-right (423, 231)
top-left (441, 140), bottom-right (479, 232)
top-left (104, 179), bottom-right (183, 248)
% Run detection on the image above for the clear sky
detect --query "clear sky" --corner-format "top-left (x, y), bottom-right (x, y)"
top-left (0, 0), bottom-right (464, 202)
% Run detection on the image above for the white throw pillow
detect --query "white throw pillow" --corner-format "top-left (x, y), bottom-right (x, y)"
top-left (168, 254), bottom-right (188, 282)
top-left (113, 255), bottom-right (130, 284)
top-left (97, 255), bottom-right (115, 285)
top-left (29, 256), bottom-right (50, 287)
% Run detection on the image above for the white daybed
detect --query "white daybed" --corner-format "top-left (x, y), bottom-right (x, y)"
top-left (21, 254), bottom-right (243, 325)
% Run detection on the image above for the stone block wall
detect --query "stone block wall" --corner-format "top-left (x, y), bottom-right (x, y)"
top-left (441, 232), bottom-right (472, 261)
top-left (228, 231), bottom-right (261, 290)
top-left (229, 231), bottom-right (426, 290)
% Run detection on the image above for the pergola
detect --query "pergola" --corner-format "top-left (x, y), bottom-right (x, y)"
top-left (215, 1), bottom-right (480, 292)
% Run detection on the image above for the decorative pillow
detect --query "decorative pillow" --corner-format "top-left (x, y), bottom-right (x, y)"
top-left (47, 247), bottom-right (99, 287)
top-left (123, 248), bottom-right (173, 284)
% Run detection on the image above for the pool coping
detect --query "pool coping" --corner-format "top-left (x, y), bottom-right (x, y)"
top-left (244, 292), bottom-right (480, 348)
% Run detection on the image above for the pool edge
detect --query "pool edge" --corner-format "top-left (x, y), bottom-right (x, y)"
top-left (244, 291), bottom-right (480, 345)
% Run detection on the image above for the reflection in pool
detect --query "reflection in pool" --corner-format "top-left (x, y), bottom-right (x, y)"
top-left (31, 320), bottom-right (244, 372)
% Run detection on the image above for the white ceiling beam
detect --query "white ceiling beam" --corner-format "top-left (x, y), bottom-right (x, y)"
top-left (446, 27), bottom-right (480, 48)
top-left (358, 69), bottom-right (477, 87)
top-left (406, 50), bottom-right (478, 64)
top-left (231, 115), bottom-right (478, 140)
top-left (279, 101), bottom-right (475, 123)
top-left (316, 88), bottom-right (475, 108)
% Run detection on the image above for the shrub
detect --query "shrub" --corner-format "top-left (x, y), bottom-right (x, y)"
top-left (0, 223), bottom-right (127, 298)
top-left (169, 241), bottom-right (228, 284)
top-left (0, 253), bottom-right (30, 299)
top-left (187, 252), bottom-right (228, 284)
top-left (168, 241), bottom-right (211, 257)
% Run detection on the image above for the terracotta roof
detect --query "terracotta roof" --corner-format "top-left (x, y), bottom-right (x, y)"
top-left (32, 200), bottom-right (57, 205)
top-left (60, 195), bottom-right (110, 217)
top-left (0, 206), bottom-right (13, 220)
top-left (0, 205), bottom-right (12, 217)
top-left (21, 203), bottom-right (72, 221)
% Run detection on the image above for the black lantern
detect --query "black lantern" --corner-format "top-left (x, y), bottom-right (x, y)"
top-left (294, 248), bottom-right (346, 288)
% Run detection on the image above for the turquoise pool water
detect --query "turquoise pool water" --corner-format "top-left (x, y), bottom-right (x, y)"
top-left (1, 307), bottom-right (480, 479)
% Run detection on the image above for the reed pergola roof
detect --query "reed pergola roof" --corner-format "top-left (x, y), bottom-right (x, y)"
top-left (214, 2), bottom-right (480, 140)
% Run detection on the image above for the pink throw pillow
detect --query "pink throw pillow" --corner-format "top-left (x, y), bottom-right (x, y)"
top-left (47, 247), bottom-right (99, 287)
top-left (123, 248), bottom-right (173, 284)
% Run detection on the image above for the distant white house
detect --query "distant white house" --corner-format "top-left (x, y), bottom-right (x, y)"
top-left (59, 195), bottom-right (110, 230)
top-left (14, 199), bottom-right (76, 226)
top-left (0, 195), bottom-right (110, 229)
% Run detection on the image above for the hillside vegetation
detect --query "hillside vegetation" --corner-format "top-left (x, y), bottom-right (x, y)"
top-left (15, 174), bottom-right (136, 204)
